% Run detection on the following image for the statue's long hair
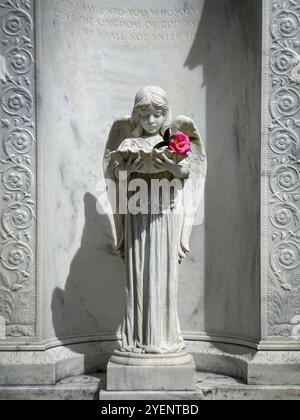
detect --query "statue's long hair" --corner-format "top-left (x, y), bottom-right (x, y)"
top-left (131, 86), bottom-right (172, 137)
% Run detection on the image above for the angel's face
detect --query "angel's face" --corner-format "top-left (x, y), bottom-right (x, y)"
top-left (139, 106), bottom-right (165, 135)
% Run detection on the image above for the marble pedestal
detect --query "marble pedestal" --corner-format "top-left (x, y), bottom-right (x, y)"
top-left (106, 351), bottom-right (196, 392)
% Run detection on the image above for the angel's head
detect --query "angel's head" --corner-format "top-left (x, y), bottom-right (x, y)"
top-left (131, 86), bottom-right (172, 137)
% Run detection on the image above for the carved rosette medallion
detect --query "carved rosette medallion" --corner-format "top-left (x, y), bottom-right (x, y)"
top-left (264, 0), bottom-right (300, 338)
top-left (0, 0), bottom-right (36, 338)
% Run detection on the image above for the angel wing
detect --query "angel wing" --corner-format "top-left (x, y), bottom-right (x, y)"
top-left (171, 116), bottom-right (207, 261)
top-left (103, 117), bottom-right (134, 258)
top-left (0, 55), bottom-right (9, 82)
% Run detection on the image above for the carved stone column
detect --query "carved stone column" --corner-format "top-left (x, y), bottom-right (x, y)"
top-left (0, 0), bottom-right (37, 340)
top-left (261, 0), bottom-right (300, 346)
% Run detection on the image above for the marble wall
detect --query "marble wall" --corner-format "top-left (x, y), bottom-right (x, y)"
top-left (190, 0), bottom-right (262, 344)
top-left (37, 0), bottom-right (262, 345)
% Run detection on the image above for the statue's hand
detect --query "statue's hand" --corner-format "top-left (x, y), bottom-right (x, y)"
top-left (153, 155), bottom-right (189, 179)
top-left (114, 155), bottom-right (143, 179)
top-left (122, 155), bottom-right (144, 174)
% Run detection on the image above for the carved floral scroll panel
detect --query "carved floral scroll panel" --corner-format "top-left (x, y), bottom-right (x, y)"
top-left (0, 0), bottom-right (36, 338)
top-left (266, 0), bottom-right (300, 338)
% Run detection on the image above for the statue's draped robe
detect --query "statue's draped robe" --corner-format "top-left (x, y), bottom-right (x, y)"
top-left (116, 137), bottom-right (188, 353)
top-left (123, 174), bottom-right (186, 353)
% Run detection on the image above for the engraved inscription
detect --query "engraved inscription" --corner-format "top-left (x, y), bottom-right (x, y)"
top-left (48, 0), bottom-right (203, 51)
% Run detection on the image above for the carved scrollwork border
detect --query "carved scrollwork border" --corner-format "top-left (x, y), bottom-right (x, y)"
top-left (263, 0), bottom-right (300, 339)
top-left (0, 0), bottom-right (36, 338)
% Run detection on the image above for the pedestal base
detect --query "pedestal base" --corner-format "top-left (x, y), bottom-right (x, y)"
top-left (106, 351), bottom-right (196, 391)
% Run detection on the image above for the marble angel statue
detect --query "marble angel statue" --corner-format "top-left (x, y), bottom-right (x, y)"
top-left (103, 86), bottom-right (207, 354)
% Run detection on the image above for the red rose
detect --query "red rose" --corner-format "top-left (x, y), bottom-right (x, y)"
top-left (168, 131), bottom-right (190, 155)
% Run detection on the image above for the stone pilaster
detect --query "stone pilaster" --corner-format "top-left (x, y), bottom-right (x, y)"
top-left (0, 0), bottom-right (37, 339)
top-left (261, 0), bottom-right (300, 346)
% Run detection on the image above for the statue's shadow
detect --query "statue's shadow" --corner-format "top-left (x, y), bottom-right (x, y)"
top-left (184, 0), bottom-right (261, 358)
top-left (51, 193), bottom-right (125, 366)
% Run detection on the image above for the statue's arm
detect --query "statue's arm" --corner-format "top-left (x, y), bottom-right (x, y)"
top-left (175, 156), bottom-right (190, 179)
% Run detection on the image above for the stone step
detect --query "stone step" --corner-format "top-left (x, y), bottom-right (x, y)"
top-left (1, 372), bottom-right (300, 400)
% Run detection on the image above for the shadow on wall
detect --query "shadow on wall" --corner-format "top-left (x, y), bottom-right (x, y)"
top-left (184, 0), bottom-right (261, 351)
top-left (52, 192), bottom-right (125, 347)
